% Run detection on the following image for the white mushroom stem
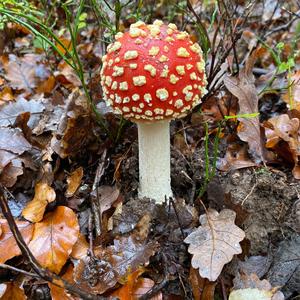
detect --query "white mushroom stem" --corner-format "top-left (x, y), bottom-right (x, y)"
top-left (137, 121), bottom-right (173, 203)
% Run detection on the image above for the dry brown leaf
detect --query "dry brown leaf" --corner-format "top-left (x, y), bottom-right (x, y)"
top-left (224, 50), bottom-right (265, 163)
top-left (50, 89), bottom-right (92, 158)
top-left (70, 233), bottom-right (89, 259)
top-left (229, 273), bottom-right (284, 300)
top-left (66, 167), bottom-right (83, 197)
top-left (0, 282), bottom-right (27, 300)
top-left (264, 114), bottom-right (300, 179)
top-left (22, 182), bottom-right (56, 223)
top-left (74, 215), bottom-right (158, 294)
top-left (0, 158), bottom-right (24, 187)
top-left (0, 86), bottom-right (14, 104)
top-left (110, 269), bottom-right (162, 300)
top-left (217, 143), bottom-right (257, 172)
top-left (189, 267), bottom-right (216, 300)
top-left (0, 219), bottom-right (33, 263)
top-left (0, 128), bottom-right (31, 155)
top-left (4, 54), bottom-right (49, 92)
top-left (28, 206), bottom-right (79, 274)
top-left (282, 70), bottom-right (300, 110)
top-left (49, 265), bottom-right (77, 300)
top-left (184, 209), bottom-right (245, 281)
top-left (0, 97), bottom-right (44, 128)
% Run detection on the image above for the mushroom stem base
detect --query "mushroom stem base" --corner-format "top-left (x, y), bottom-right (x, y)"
top-left (137, 121), bottom-right (173, 204)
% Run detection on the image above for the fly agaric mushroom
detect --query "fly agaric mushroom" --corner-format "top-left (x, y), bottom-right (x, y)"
top-left (100, 20), bottom-right (207, 203)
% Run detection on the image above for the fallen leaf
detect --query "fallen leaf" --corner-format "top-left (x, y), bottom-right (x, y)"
top-left (70, 233), bottom-right (89, 259)
top-left (229, 273), bottom-right (284, 300)
top-left (0, 86), bottom-right (14, 104)
top-left (90, 185), bottom-right (120, 215)
top-left (0, 97), bottom-right (44, 128)
top-left (0, 158), bottom-right (24, 187)
top-left (217, 143), bottom-right (257, 172)
top-left (282, 70), bottom-right (300, 110)
top-left (4, 54), bottom-right (49, 92)
top-left (22, 182), bottom-right (56, 223)
top-left (50, 89), bottom-right (92, 158)
top-left (0, 219), bottom-right (33, 263)
top-left (184, 209), bottom-right (245, 281)
top-left (0, 282), bottom-right (26, 300)
top-left (110, 269), bottom-right (162, 300)
top-left (49, 265), bottom-right (77, 300)
top-left (66, 167), bottom-right (84, 197)
top-left (189, 267), bottom-right (216, 300)
top-left (224, 50), bottom-right (265, 163)
top-left (264, 114), bottom-right (300, 179)
top-left (28, 206), bottom-right (79, 274)
top-left (74, 215), bottom-right (158, 294)
top-left (0, 128), bottom-right (31, 155)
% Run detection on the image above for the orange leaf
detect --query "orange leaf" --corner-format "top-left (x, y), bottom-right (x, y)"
top-left (0, 220), bottom-right (33, 263)
top-left (49, 265), bottom-right (77, 300)
top-left (66, 167), bottom-right (83, 198)
top-left (70, 233), bottom-right (89, 259)
top-left (110, 269), bottom-right (162, 300)
top-left (0, 282), bottom-right (26, 300)
top-left (28, 206), bottom-right (79, 274)
top-left (22, 182), bottom-right (56, 223)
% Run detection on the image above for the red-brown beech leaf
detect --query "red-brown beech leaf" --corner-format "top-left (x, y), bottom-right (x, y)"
top-left (0, 282), bottom-right (26, 300)
top-left (74, 214), bottom-right (158, 294)
top-left (28, 206), bottom-right (79, 274)
top-left (0, 220), bottom-right (33, 263)
top-left (229, 273), bottom-right (284, 300)
top-left (184, 209), bottom-right (245, 281)
top-left (224, 50), bottom-right (265, 163)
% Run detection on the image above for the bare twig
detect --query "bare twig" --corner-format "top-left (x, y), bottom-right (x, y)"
top-left (0, 263), bottom-right (39, 279)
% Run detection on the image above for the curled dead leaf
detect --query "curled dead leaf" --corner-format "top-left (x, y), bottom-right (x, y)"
top-left (22, 182), bottom-right (56, 223)
top-left (28, 206), bottom-right (79, 274)
top-left (184, 209), bottom-right (245, 281)
top-left (66, 167), bottom-right (84, 198)
top-left (0, 282), bottom-right (26, 300)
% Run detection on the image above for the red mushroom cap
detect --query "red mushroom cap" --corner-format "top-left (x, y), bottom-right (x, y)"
top-left (100, 20), bottom-right (207, 121)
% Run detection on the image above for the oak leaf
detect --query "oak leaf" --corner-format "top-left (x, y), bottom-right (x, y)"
top-left (184, 209), bottom-right (245, 281)
top-left (28, 206), bottom-right (79, 274)
top-left (22, 182), bottom-right (56, 223)
top-left (224, 50), bottom-right (265, 163)
top-left (229, 273), bottom-right (284, 300)
top-left (0, 219), bottom-right (33, 263)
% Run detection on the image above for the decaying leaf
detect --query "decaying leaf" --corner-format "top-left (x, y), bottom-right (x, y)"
top-left (217, 143), bottom-right (257, 172)
top-left (282, 70), bottom-right (300, 110)
top-left (229, 273), bottom-right (284, 300)
top-left (0, 97), bottom-right (44, 128)
top-left (74, 214), bottom-right (158, 294)
top-left (70, 233), bottom-right (89, 260)
top-left (50, 89), bottom-right (92, 158)
top-left (66, 167), bottom-right (84, 197)
top-left (4, 54), bottom-right (49, 92)
top-left (264, 113), bottom-right (300, 179)
top-left (0, 219), bottom-right (33, 263)
top-left (28, 206), bottom-right (79, 274)
top-left (184, 209), bottom-right (245, 281)
top-left (22, 182), bottom-right (56, 223)
top-left (0, 282), bottom-right (27, 300)
top-left (110, 268), bottom-right (162, 300)
top-left (49, 265), bottom-right (77, 300)
top-left (224, 50), bottom-right (265, 163)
